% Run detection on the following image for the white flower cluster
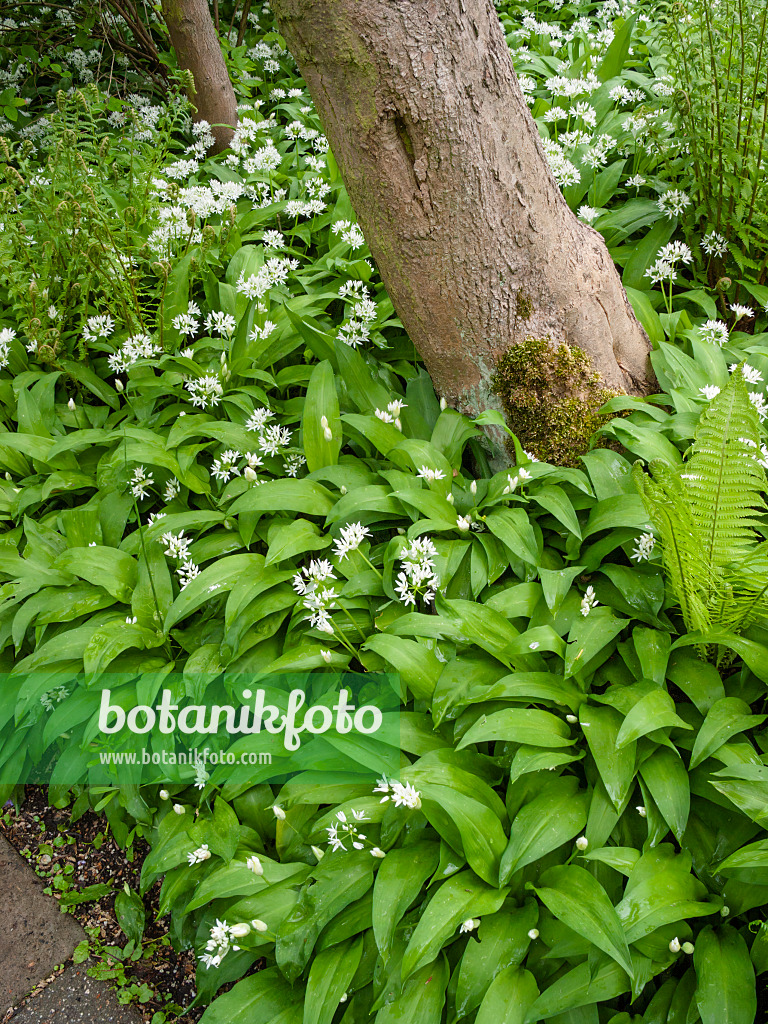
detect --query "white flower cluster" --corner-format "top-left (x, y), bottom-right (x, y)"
top-left (374, 399), bottom-right (407, 430)
top-left (107, 333), bottom-right (162, 373)
top-left (40, 685), bottom-right (70, 712)
top-left (293, 559), bottom-right (338, 633)
top-left (236, 256), bottom-right (296, 301)
top-left (332, 522), bottom-right (372, 560)
top-left (698, 320), bottom-right (729, 347)
top-left (185, 374), bottom-right (224, 409)
top-left (130, 465), bottom-right (154, 500)
top-left (0, 326), bottom-right (14, 370)
top-left (159, 530), bottom-right (201, 590)
top-left (630, 532), bottom-right (655, 562)
top-left (644, 241), bottom-right (693, 285)
top-left (332, 219), bottom-right (366, 248)
top-left (701, 230), bottom-right (728, 257)
top-left (187, 843), bottom-right (211, 866)
top-left (394, 537), bottom-right (440, 606)
top-left (199, 918), bottom-right (263, 969)
top-left (580, 585), bottom-right (598, 616)
top-left (326, 808), bottom-right (382, 854)
top-left (504, 466), bottom-right (532, 494)
top-left (374, 776), bottom-right (422, 809)
top-left (656, 189), bottom-right (691, 217)
top-left (336, 281), bottom-right (378, 348)
top-left (82, 314), bottom-right (115, 344)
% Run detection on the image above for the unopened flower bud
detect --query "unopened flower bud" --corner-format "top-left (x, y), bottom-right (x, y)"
top-left (682, 942), bottom-right (694, 954)
top-left (311, 845), bottom-right (325, 861)
top-left (220, 350), bottom-right (227, 364)
top-left (68, 397), bottom-right (76, 411)
top-left (159, 789), bottom-right (169, 801)
top-left (446, 493), bottom-right (454, 504)
top-left (636, 805), bottom-right (647, 817)
top-left (575, 836), bottom-right (588, 851)
top-left (323, 427), bottom-right (333, 441)
top-left (566, 714), bottom-right (578, 723)
top-left (272, 805), bottom-right (286, 820)
top-left (470, 480), bottom-right (477, 495)
top-left (669, 937), bottom-right (681, 953)
top-left (370, 847), bottom-right (386, 858)
top-left (244, 467), bottom-right (258, 482)
top-left (440, 397), bottom-right (447, 411)
top-left (320, 415), bottom-right (328, 429)
top-left (320, 649), bottom-right (332, 664)
top-left (246, 855), bottom-right (263, 875)
top-left (251, 918), bottom-right (269, 932)
top-left (230, 922), bottom-right (250, 938)
top-left (340, 485), bottom-right (347, 495)
top-left (721, 905), bottom-right (730, 917)
top-left (115, 379), bottom-right (124, 392)
top-left (527, 928), bottom-right (539, 940)
top-left (173, 803), bottom-right (185, 815)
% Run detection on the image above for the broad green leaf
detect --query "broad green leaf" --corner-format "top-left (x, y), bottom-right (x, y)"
top-left (401, 869), bottom-right (507, 980)
top-left (372, 842), bottom-right (440, 959)
top-left (305, 936), bottom-right (363, 1024)
top-left (475, 966), bottom-right (539, 1024)
top-left (265, 519), bottom-right (331, 566)
top-left (54, 547), bottom-right (137, 602)
top-left (615, 689), bottom-right (691, 748)
top-left (375, 955), bottom-right (448, 1024)
top-left (500, 777), bottom-right (587, 883)
top-left (83, 621), bottom-right (164, 683)
top-left (230, 479), bottom-right (336, 517)
top-left (184, 862), bottom-right (266, 911)
top-left (275, 856), bottom-right (374, 983)
top-left (616, 848), bottom-right (716, 942)
top-left (694, 926), bottom-right (756, 1024)
top-left (419, 783), bottom-right (507, 885)
top-left (639, 746), bottom-right (690, 841)
top-left (363, 635), bottom-right (441, 700)
top-left (485, 508), bottom-right (540, 565)
top-left (529, 486), bottom-right (582, 538)
top-left (525, 958), bottom-right (630, 1021)
top-left (565, 608), bottom-right (628, 678)
top-left (457, 708), bottom-right (574, 751)
top-left (164, 554), bottom-right (266, 630)
top-left (198, 967), bottom-right (303, 1024)
top-left (439, 597), bottom-right (523, 668)
top-left (534, 864), bottom-right (633, 977)
top-left (690, 698), bottom-right (764, 769)
top-left (580, 704), bottom-right (636, 810)
top-left (302, 360), bottom-right (341, 472)
top-left (456, 905), bottom-right (538, 1017)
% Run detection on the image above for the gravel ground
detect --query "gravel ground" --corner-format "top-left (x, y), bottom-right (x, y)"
top-left (0, 788), bottom-right (202, 1024)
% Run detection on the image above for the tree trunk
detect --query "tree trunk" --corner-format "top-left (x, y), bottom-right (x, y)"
top-left (161, 0), bottom-right (237, 154)
top-left (270, 0), bottom-right (653, 428)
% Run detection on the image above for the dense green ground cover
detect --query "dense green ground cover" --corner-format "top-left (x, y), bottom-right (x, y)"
top-left (1, 0), bottom-right (768, 1021)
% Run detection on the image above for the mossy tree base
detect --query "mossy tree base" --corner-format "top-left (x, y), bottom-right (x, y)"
top-left (491, 336), bottom-right (619, 467)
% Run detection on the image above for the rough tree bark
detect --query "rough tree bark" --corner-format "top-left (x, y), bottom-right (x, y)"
top-left (270, 0), bottom-right (653, 423)
top-left (161, 0), bottom-right (237, 153)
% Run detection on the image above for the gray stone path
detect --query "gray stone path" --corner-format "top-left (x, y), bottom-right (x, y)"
top-left (0, 836), bottom-right (141, 1023)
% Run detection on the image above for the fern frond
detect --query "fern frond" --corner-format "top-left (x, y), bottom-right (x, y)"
top-left (633, 460), bottom-right (712, 634)
top-left (684, 370), bottom-right (767, 569)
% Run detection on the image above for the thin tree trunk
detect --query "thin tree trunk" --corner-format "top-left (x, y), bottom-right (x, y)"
top-left (271, 0), bottom-right (653, 424)
top-left (161, 0), bottom-right (237, 153)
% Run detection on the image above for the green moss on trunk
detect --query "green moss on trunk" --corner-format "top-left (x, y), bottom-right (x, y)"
top-left (490, 336), bottom-right (620, 467)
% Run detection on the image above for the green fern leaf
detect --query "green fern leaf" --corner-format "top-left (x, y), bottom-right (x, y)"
top-left (684, 370), bottom-right (766, 569)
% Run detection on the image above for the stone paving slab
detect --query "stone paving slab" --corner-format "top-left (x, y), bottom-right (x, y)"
top-left (9, 963), bottom-right (140, 1024)
top-left (0, 836), bottom-right (84, 1011)
top-left (0, 835), bottom-right (141, 1023)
